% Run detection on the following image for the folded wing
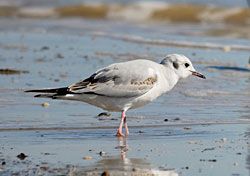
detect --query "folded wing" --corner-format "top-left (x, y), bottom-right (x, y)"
top-left (69, 63), bottom-right (158, 98)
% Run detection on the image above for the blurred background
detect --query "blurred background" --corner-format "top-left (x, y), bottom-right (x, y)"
top-left (0, 0), bottom-right (250, 26)
top-left (0, 0), bottom-right (249, 176)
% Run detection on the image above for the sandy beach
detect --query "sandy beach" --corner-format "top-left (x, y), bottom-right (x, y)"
top-left (0, 1), bottom-right (250, 175)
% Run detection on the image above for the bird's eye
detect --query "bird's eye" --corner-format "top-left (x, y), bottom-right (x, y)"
top-left (184, 63), bottom-right (190, 68)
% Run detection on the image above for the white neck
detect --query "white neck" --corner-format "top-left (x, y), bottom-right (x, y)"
top-left (162, 67), bottom-right (179, 92)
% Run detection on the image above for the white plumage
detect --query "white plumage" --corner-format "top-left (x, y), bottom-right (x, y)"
top-left (26, 54), bottom-right (205, 137)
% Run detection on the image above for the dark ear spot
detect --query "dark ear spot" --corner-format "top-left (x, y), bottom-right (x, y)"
top-left (173, 62), bottom-right (179, 69)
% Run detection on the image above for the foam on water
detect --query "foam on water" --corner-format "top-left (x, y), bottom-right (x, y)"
top-left (93, 32), bottom-right (250, 51)
top-left (0, 2), bottom-right (250, 25)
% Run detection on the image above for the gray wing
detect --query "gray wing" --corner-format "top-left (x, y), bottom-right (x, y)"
top-left (69, 62), bottom-right (158, 98)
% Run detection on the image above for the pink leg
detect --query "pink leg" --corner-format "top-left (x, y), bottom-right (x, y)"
top-left (116, 111), bottom-right (126, 137)
top-left (124, 116), bottom-right (129, 136)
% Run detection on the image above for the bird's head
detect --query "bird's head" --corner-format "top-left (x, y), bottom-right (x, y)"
top-left (160, 54), bottom-right (206, 79)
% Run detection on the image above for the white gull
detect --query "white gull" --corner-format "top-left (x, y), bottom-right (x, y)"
top-left (26, 54), bottom-right (206, 137)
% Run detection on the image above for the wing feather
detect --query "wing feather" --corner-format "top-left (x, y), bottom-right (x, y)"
top-left (69, 62), bottom-right (158, 98)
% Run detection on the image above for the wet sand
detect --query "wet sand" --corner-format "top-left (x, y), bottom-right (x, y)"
top-left (0, 124), bottom-right (249, 175)
top-left (0, 3), bottom-right (250, 175)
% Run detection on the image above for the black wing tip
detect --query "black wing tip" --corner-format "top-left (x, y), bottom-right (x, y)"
top-left (24, 89), bottom-right (50, 93)
top-left (34, 94), bottom-right (42, 97)
top-left (34, 94), bottom-right (57, 99)
top-left (24, 87), bottom-right (69, 94)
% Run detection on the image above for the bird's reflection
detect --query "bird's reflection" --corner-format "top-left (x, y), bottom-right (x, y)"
top-left (116, 136), bottom-right (128, 161)
top-left (82, 137), bottom-right (178, 176)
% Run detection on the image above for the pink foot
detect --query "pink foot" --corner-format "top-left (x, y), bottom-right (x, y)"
top-left (116, 130), bottom-right (124, 137)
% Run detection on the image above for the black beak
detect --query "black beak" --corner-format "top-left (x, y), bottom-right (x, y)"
top-left (191, 71), bottom-right (206, 79)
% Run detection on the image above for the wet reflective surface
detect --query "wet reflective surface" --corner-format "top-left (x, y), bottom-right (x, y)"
top-left (0, 2), bottom-right (250, 175)
top-left (0, 124), bottom-right (249, 175)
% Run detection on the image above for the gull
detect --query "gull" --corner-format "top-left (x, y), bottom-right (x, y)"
top-left (25, 54), bottom-right (205, 137)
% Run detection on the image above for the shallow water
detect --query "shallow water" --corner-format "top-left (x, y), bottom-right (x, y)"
top-left (0, 124), bottom-right (249, 176)
top-left (0, 5), bottom-right (249, 176)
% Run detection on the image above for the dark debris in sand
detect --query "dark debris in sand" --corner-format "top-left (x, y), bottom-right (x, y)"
top-left (101, 171), bottom-right (110, 176)
top-left (97, 112), bottom-right (111, 117)
top-left (40, 46), bottom-right (50, 51)
top-left (0, 68), bottom-right (29, 75)
top-left (17, 153), bottom-right (27, 160)
top-left (201, 147), bottom-right (216, 152)
top-left (200, 159), bottom-right (217, 162)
